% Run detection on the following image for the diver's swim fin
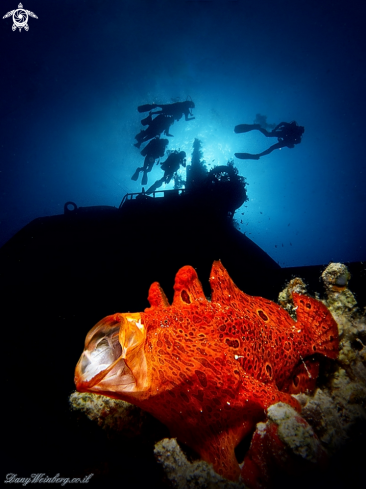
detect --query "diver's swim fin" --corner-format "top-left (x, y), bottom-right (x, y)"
top-left (138, 104), bottom-right (155, 113)
top-left (141, 172), bottom-right (148, 186)
top-left (235, 153), bottom-right (260, 160)
top-left (141, 114), bottom-right (153, 126)
top-left (131, 168), bottom-right (140, 181)
top-left (234, 124), bottom-right (261, 134)
top-left (146, 178), bottom-right (163, 194)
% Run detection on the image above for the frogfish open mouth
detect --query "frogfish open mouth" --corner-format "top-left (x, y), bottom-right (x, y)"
top-left (75, 261), bottom-right (339, 482)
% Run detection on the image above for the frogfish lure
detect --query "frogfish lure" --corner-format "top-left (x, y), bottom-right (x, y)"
top-left (74, 261), bottom-right (338, 482)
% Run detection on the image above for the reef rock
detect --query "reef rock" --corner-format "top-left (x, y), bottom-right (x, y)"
top-left (278, 277), bottom-right (308, 319)
top-left (154, 438), bottom-right (243, 489)
top-left (241, 403), bottom-right (327, 489)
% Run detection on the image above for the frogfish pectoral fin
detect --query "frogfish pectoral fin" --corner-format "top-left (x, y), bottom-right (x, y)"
top-left (201, 431), bottom-right (242, 482)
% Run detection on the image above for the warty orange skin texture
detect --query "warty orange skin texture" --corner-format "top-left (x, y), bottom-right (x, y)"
top-left (75, 261), bottom-right (339, 482)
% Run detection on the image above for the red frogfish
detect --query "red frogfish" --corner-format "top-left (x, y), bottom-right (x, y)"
top-left (74, 261), bottom-right (339, 482)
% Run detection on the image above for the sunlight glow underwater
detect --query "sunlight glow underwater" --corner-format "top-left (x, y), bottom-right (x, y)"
top-left (2, 93), bottom-right (364, 268)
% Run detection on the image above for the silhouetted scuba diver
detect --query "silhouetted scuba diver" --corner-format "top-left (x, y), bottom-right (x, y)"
top-left (131, 137), bottom-right (169, 185)
top-left (134, 114), bottom-right (174, 149)
top-left (253, 113), bottom-right (276, 131)
top-left (146, 151), bottom-right (186, 194)
top-left (138, 101), bottom-right (195, 122)
top-left (234, 121), bottom-right (304, 160)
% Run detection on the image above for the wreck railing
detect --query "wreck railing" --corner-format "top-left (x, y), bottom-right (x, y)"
top-left (119, 188), bottom-right (185, 209)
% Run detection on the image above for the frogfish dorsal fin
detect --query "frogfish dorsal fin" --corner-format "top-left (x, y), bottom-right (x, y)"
top-left (172, 265), bottom-right (207, 306)
top-left (209, 261), bottom-right (243, 306)
top-left (146, 282), bottom-right (170, 310)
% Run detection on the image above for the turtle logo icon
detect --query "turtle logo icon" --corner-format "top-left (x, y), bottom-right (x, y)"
top-left (3, 3), bottom-right (38, 31)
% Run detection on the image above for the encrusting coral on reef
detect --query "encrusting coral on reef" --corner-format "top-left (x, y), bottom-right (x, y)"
top-left (277, 263), bottom-right (366, 453)
top-left (69, 391), bottom-right (150, 437)
top-left (321, 262), bottom-right (358, 317)
top-left (70, 262), bottom-right (366, 489)
top-left (278, 277), bottom-right (308, 319)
